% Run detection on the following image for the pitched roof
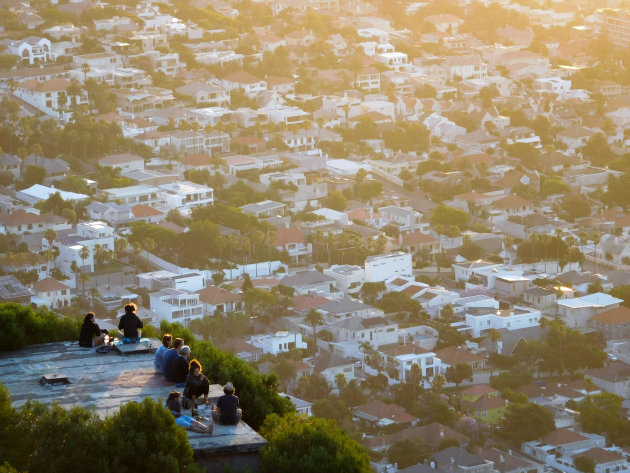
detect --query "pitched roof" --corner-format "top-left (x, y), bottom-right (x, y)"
top-left (543, 428), bottom-right (588, 446)
top-left (197, 285), bottom-right (242, 305)
top-left (33, 277), bottom-right (70, 292)
top-left (461, 384), bottom-right (497, 397)
top-left (591, 306), bottom-right (630, 325)
top-left (181, 153), bottom-right (211, 166)
top-left (291, 294), bottom-right (331, 311)
top-left (0, 210), bottom-right (66, 226)
top-left (274, 227), bottom-right (305, 246)
top-left (19, 79), bottom-right (72, 92)
top-left (402, 232), bottom-right (437, 247)
top-left (354, 399), bottom-right (418, 424)
top-left (312, 350), bottom-right (354, 372)
top-left (492, 194), bottom-right (532, 210)
top-left (576, 447), bottom-right (624, 464)
top-left (223, 70), bottom-right (263, 84)
top-left (435, 346), bottom-right (486, 365)
top-left (131, 204), bottom-right (163, 218)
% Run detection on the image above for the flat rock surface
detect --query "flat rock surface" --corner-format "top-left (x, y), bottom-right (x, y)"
top-left (0, 341), bottom-right (267, 455)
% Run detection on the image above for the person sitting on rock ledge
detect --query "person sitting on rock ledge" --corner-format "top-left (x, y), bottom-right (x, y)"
top-left (166, 391), bottom-right (213, 435)
top-left (117, 303), bottom-right (143, 344)
top-left (154, 333), bottom-right (172, 374)
top-left (212, 382), bottom-right (242, 425)
top-left (184, 359), bottom-right (210, 406)
top-left (79, 312), bottom-right (109, 348)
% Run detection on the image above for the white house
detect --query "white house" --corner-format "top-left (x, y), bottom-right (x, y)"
top-left (137, 270), bottom-right (206, 292)
top-left (158, 181), bottom-right (214, 210)
top-left (558, 293), bottom-right (623, 328)
top-left (220, 70), bottom-right (267, 98)
top-left (0, 36), bottom-right (53, 64)
top-left (465, 306), bottom-right (541, 338)
top-left (249, 331), bottom-right (307, 355)
top-left (45, 221), bottom-right (115, 276)
top-left (375, 52), bottom-right (410, 72)
top-left (328, 316), bottom-right (399, 348)
top-left (378, 206), bottom-right (424, 233)
top-left (323, 265), bottom-right (365, 293)
top-left (380, 344), bottom-right (441, 380)
top-left (102, 185), bottom-right (162, 207)
top-left (149, 288), bottom-right (204, 326)
top-left (14, 79), bottom-right (88, 120)
top-left (32, 277), bottom-right (72, 309)
top-left (364, 252), bottom-right (413, 282)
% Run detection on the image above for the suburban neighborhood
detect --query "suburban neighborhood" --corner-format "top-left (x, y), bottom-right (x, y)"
top-left (2, 0), bottom-right (630, 471)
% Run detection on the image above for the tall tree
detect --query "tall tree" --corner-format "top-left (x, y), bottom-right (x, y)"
top-left (304, 308), bottom-right (324, 354)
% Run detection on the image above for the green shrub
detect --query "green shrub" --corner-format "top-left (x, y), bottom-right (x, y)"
top-left (0, 303), bottom-right (81, 352)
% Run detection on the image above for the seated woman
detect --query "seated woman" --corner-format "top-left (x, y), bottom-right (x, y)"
top-left (79, 312), bottom-right (108, 348)
top-left (183, 359), bottom-right (210, 406)
top-left (154, 334), bottom-right (172, 374)
top-left (166, 391), bottom-right (213, 435)
top-left (117, 303), bottom-right (144, 344)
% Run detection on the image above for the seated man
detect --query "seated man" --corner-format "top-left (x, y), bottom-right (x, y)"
top-left (212, 382), bottom-right (242, 425)
top-left (168, 345), bottom-right (191, 385)
top-left (163, 338), bottom-right (184, 380)
top-left (117, 303), bottom-right (143, 344)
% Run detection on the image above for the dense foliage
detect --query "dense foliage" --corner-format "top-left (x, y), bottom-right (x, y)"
top-left (0, 303), bottom-right (81, 352)
top-left (0, 386), bottom-right (199, 473)
top-left (259, 413), bottom-right (371, 473)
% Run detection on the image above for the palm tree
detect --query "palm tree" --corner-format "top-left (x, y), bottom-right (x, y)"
top-left (432, 373), bottom-right (446, 393)
top-left (79, 246), bottom-right (90, 301)
top-left (304, 308), bottom-right (323, 354)
top-left (89, 286), bottom-right (100, 308)
top-left (81, 62), bottom-right (90, 82)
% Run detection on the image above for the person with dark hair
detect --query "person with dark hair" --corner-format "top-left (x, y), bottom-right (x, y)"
top-left (212, 382), bottom-right (242, 425)
top-left (166, 391), bottom-right (213, 434)
top-left (117, 303), bottom-right (143, 343)
top-left (184, 359), bottom-right (210, 405)
top-left (79, 312), bottom-right (108, 348)
top-left (169, 345), bottom-right (191, 385)
top-left (163, 337), bottom-right (184, 380)
top-left (154, 333), bottom-right (173, 374)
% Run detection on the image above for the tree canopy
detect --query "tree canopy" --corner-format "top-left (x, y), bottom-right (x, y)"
top-left (259, 413), bottom-right (371, 473)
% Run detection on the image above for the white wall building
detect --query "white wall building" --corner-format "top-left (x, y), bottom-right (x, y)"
top-left (159, 181), bottom-right (214, 210)
top-left (365, 252), bottom-right (412, 282)
top-left (149, 288), bottom-right (203, 326)
top-left (14, 79), bottom-right (88, 120)
top-left (102, 185), bottom-right (162, 207)
top-left (465, 306), bottom-right (541, 338)
top-left (323, 265), bottom-right (365, 293)
top-left (45, 221), bottom-right (115, 275)
top-left (249, 331), bottom-right (307, 355)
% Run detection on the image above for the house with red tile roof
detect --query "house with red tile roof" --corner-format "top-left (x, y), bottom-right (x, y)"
top-left (219, 70), bottom-right (267, 97)
top-left (0, 210), bottom-right (72, 236)
top-left (353, 399), bottom-right (419, 428)
top-left (214, 338), bottom-right (263, 362)
top-left (197, 285), bottom-right (243, 315)
top-left (523, 428), bottom-right (606, 463)
top-left (274, 227), bottom-right (311, 263)
top-left (131, 204), bottom-right (164, 223)
top-left (435, 346), bottom-right (487, 371)
top-left (291, 294), bottom-right (331, 314)
top-left (590, 306), bottom-right (630, 340)
top-left (488, 194), bottom-right (534, 223)
top-left (33, 277), bottom-right (72, 309)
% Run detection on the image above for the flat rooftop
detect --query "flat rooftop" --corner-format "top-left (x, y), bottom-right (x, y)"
top-left (0, 341), bottom-right (266, 458)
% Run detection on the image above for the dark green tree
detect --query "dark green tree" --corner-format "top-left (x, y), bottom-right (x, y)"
top-left (259, 413), bottom-right (371, 473)
top-left (445, 363), bottom-right (473, 387)
top-left (502, 402), bottom-right (555, 444)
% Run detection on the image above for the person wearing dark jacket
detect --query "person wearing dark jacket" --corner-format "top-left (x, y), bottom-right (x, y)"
top-left (117, 303), bottom-right (143, 343)
top-left (79, 312), bottom-right (108, 347)
top-left (169, 345), bottom-right (191, 384)
top-left (163, 338), bottom-right (184, 380)
top-left (212, 382), bottom-right (242, 425)
top-left (183, 359), bottom-right (210, 405)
